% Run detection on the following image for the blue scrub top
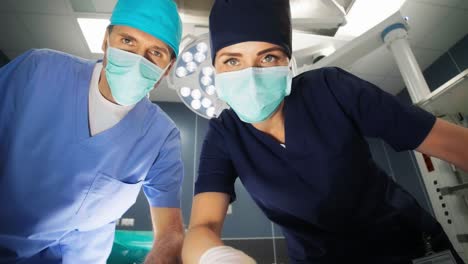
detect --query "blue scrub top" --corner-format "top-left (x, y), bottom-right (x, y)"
top-left (195, 68), bottom-right (442, 263)
top-left (0, 49), bottom-right (184, 263)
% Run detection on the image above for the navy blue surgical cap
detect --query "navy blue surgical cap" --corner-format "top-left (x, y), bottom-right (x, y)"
top-left (209, 0), bottom-right (292, 64)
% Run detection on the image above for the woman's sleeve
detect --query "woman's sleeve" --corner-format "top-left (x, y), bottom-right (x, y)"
top-left (194, 119), bottom-right (238, 203)
top-left (323, 67), bottom-right (436, 151)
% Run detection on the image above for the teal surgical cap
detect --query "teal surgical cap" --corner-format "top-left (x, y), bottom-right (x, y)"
top-left (110, 0), bottom-right (182, 57)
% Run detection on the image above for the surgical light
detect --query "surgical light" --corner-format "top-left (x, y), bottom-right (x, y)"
top-left (196, 42), bottom-right (209, 53)
top-left (168, 34), bottom-right (228, 119)
top-left (176, 67), bottom-right (188, 77)
top-left (191, 99), bottom-right (201, 110)
top-left (202, 67), bottom-right (214, 76)
top-left (201, 98), bottom-right (212, 108)
top-left (191, 89), bottom-right (202, 100)
top-left (200, 76), bottom-right (212, 87)
top-left (205, 85), bottom-right (216, 95)
top-left (206, 107), bottom-right (215, 118)
top-left (186, 61), bottom-right (198, 73)
top-left (182, 52), bottom-right (193, 63)
top-left (194, 52), bottom-right (207, 63)
top-left (180, 87), bottom-right (191, 97)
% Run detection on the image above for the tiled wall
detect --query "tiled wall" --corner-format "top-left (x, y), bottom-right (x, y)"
top-left (398, 33), bottom-right (468, 101)
top-left (422, 34), bottom-right (468, 93)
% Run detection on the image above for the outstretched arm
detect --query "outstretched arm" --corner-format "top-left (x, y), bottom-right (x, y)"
top-left (145, 207), bottom-right (184, 264)
top-left (416, 118), bottom-right (468, 172)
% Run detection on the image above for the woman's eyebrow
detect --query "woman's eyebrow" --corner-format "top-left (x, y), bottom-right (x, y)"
top-left (257, 47), bottom-right (285, 56)
top-left (217, 52), bottom-right (243, 58)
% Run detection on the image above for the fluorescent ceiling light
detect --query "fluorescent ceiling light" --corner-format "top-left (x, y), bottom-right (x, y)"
top-left (77, 18), bottom-right (110, 54)
top-left (336, 0), bottom-right (406, 38)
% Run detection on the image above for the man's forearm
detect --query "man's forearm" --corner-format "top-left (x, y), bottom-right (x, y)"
top-left (145, 229), bottom-right (184, 264)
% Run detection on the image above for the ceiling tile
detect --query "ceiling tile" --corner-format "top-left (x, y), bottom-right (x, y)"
top-left (0, 0), bottom-right (17, 12)
top-left (7, 0), bottom-right (71, 14)
top-left (70, 0), bottom-right (117, 13)
top-left (410, 0), bottom-right (465, 8)
top-left (401, 1), bottom-right (451, 49)
top-left (69, 0), bottom-right (97, 13)
top-left (458, 0), bottom-right (468, 9)
top-left (0, 14), bottom-right (40, 50)
top-left (349, 46), bottom-right (401, 78)
top-left (17, 14), bottom-right (88, 56)
top-left (420, 8), bottom-right (468, 52)
top-left (92, 0), bottom-right (117, 13)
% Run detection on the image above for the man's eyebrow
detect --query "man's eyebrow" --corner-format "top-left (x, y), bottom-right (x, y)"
top-left (117, 32), bottom-right (138, 43)
top-left (117, 32), bottom-right (170, 56)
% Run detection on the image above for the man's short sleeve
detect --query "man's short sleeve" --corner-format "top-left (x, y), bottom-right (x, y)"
top-left (194, 118), bottom-right (238, 203)
top-left (0, 50), bottom-right (39, 132)
top-left (143, 127), bottom-right (184, 208)
top-left (324, 67), bottom-right (436, 151)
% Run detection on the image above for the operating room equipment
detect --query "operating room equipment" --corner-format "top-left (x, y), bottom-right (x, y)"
top-left (167, 33), bottom-right (228, 119)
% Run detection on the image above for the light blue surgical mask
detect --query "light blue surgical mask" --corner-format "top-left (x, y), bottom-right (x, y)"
top-left (105, 46), bottom-right (167, 106)
top-left (215, 66), bottom-right (292, 123)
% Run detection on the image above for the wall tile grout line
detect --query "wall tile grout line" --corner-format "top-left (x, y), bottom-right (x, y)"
top-left (447, 50), bottom-right (462, 73)
top-left (271, 222), bottom-right (278, 264)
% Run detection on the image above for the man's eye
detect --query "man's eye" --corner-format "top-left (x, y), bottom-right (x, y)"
top-left (150, 50), bottom-right (162, 57)
top-left (122, 38), bottom-right (133, 45)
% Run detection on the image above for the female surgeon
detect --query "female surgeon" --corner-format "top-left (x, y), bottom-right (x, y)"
top-left (182, 0), bottom-right (468, 263)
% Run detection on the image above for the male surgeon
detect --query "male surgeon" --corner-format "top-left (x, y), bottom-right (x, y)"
top-left (0, 0), bottom-right (185, 263)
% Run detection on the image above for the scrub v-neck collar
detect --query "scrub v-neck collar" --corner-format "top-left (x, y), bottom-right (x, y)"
top-left (75, 61), bottom-right (150, 146)
top-left (245, 94), bottom-right (314, 159)
top-left (245, 99), bottom-right (290, 155)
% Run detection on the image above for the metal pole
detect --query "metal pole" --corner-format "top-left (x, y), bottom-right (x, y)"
top-left (382, 23), bottom-right (431, 103)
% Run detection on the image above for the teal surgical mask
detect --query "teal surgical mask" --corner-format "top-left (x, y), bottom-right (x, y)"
top-left (215, 66), bottom-right (292, 123)
top-left (105, 45), bottom-right (167, 106)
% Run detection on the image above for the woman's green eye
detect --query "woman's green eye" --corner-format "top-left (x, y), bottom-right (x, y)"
top-left (226, 59), bottom-right (239, 66)
top-left (263, 55), bottom-right (276, 63)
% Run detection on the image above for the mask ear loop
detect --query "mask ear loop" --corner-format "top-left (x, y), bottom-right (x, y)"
top-left (284, 57), bottom-right (295, 96)
top-left (147, 57), bottom-right (173, 99)
top-left (106, 29), bottom-right (112, 50)
top-left (289, 55), bottom-right (298, 77)
top-left (160, 61), bottom-right (172, 75)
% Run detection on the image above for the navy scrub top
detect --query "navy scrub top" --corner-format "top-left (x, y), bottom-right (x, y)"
top-left (195, 67), bottom-right (442, 263)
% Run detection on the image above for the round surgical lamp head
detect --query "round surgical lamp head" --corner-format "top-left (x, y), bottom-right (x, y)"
top-left (168, 33), bottom-right (228, 119)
